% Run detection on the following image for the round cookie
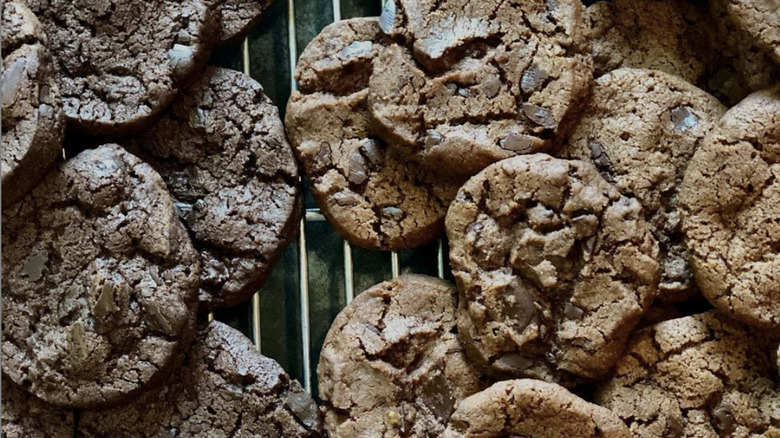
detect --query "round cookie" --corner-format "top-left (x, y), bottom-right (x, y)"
top-left (125, 67), bottom-right (301, 310)
top-left (443, 379), bottom-right (631, 438)
top-left (317, 275), bottom-right (491, 437)
top-left (1, 144), bottom-right (200, 409)
top-left (585, 0), bottom-right (714, 84)
top-left (556, 68), bottom-right (726, 303)
top-left (2, 378), bottom-right (74, 438)
top-left (1, 2), bottom-right (65, 208)
top-left (217, 0), bottom-right (271, 44)
top-left (596, 311), bottom-right (780, 437)
top-left (286, 18), bottom-right (459, 250)
top-left (679, 85), bottom-right (780, 331)
top-left (446, 154), bottom-right (661, 382)
top-left (368, 0), bottom-right (593, 178)
top-left (720, 0), bottom-right (779, 65)
top-left (21, 0), bottom-right (219, 136)
top-left (78, 320), bottom-right (322, 437)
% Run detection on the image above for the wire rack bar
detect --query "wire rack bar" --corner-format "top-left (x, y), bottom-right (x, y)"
top-left (344, 241), bottom-right (355, 304)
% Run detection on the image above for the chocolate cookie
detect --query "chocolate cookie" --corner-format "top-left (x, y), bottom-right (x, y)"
top-left (78, 320), bottom-right (322, 437)
top-left (125, 66), bottom-right (301, 310)
top-left (1, 144), bottom-right (200, 408)
top-left (20, 0), bottom-right (219, 136)
top-left (217, 0), bottom-right (271, 44)
top-left (679, 85), bottom-right (780, 331)
top-left (443, 379), bottom-right (631, 438)
top-left (286, 18), bottom-right (459, 250)
top-left (317, 275), bottom-right (491, 437)
top-left (1, 1), bottom-right (65, 208)
top-left (718, 0), bottom-right (779, 65)
top-left (556, 68), bottom-right (726, 303)
top-left (596, 311), bottom-right (780, 437)
top-left (368, 0), bottom-right (593, 178)
top-left (2, 378), bottom-right (74, 438)
top-left (446, 154), bottom-right (661, 382)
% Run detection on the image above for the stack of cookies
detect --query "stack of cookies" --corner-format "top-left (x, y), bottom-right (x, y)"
top-left (1, 0), bottom-right (778, 436)
top-left (286, 0), bottom-right (780, 437)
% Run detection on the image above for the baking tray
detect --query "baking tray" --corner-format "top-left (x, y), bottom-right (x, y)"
top-left (208, 0), bottom-right (453, 401)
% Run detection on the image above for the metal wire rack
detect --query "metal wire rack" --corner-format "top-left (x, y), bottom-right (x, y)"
top-left (208, 0), bottom-right (452, 401)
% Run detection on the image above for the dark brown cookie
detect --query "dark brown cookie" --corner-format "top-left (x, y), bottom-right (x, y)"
top-left (78, 320), bottom-right (322, 437)
top-left (443, 379), bottom-right (631, 438)
top-left (368, 0), bottom-right (593, 179)
top-left (446, 154), bottom-right (660, 383)
top-left (317, 275), bottom-right (491, 437)
top-left (556, 68), bottom-right (726, 303)
top-left (217, 0), bottom-right (271, 45)
top-left (19, 0), bottom-right (219, 136)
top-left (585, 0), bottom-right (714, 85)
top-left (286, 18), bottom-right (459, 250)
top-left (1, 1), bottom-right (64, 208)
top-left (2, 378), bottom-right (74, 438)
top-left (596, 311), bottom-right (780, 437)
top-left (1, 144), bottom-right (200, 409)
top-left (125, 66), bottom-right (301, 310)
top-left (679, 85), bottom-right (780, 331)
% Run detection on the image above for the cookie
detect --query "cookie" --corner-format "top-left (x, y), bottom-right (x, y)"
top-left (679, 85), bottom-right (780, 331)
top-left (718, 0), bottom-right (779, 65)
top-left (585, 0), bottom-right (714, 84)
top-left (1, 144), bottom-right (200, 409)
top-left (317, 275), bottom-right (491, 437)
top-left (2, 378), bottom-right (74, 438)
top-left (443, 379), bottom-right (631, 438)
top-left (556, 68), bottom-right (726, 303)
top-left (1, 1), bottom-right (65, 208)
top-left (596, 311), bottom-right (780, 437)
top-left (286, 18), bottom-right (459, 250)
top-left (125, 67), bottom-right (301, 310)
top-left (446, 154), bottom-right (660, 382)
top-left (78, 320), bottom-right (322, 437)
top-left (217, 0), bottom-right (271, 44)
top-left (367, 0), bottom-right (593, 178)
top-left (20, 0), bottom-right (219, 136)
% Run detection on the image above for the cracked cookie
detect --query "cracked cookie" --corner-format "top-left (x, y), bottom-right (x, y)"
top-left (446, 154), bottom-right (661, 383)
top-left (1, 1), bottom-right (65, 208)
top-left (1, 144), bottom-right (200, 409)
top-left (368, 0), bottom-right (593, 179)
top-left (679, 85), bottom-right (780, 331)
top-left (443, 379), bottom-right (631, 438)
top-left (78, 320), bottom-right (322, 437)
top-left (286, 18), bottom-right (459, 250)
top-left (19, 0), bottom-right (220, 136)
top-left (125, 66), bottom-right (301, 310)
top-left (2, 378), bottom-right (74, 438)
top-left (317, 275), bottom-right (491, 438)
top-left (585, 0), bottom-right (714, 85)
top-left (596, 311), bottom-right (780, 437)
top-left (216, 0), bottom-right (271, 44)
top-left (556, 68), bottom-right (726, 303)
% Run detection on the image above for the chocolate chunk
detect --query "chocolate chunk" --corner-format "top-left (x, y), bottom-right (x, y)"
top-left (457, 87), bottom-right (471, 98)
top-left (589, 140), bottom-right (616, 183)
top-left (22, 251), bottom-right (48, 281)
top-left (1, 57), bottom-right (26, 107)
top-left (503, 280), bottom-right (537, 330)
top-left (338, 41), bottom-right (373, 59)
top-left (521, 65), bottom-right (549, 94)
top-left (420, 373), bottom-right (456, 420)
top-left (378, 0), bottom-right (396, 34)
top-left (670, 106), bottom-right (698, 132)
top-left (713, 402), bottom-right (735, 432)
top-left (500, 133), bottom-right (535, 153)
top-left (564, 302), bottom-right (584, 320)
top-left (382, 206), bottom-right (404, 220)
top-left (318, 142), bottom-right (333, 163)
top-left (347, 150), bottom-right (369, 185)
top-left (332, 191), bottom-right (361, 207)
top-left (522, 103), bottom-right (557, 129)
top-left (68, 322), bottom-right (89, 363)
top-left (145, 302), bottom-right (176, 336)
top-left (59, 284), bottom-right (82, 319)
top-left (483, 76), bottom-right (502, 98)
top-left (92, 281), bottom-right (119, 321)
top-left (494, 353), bottom-right (534, 371)
top-left (359, 139), bottom-right (384, 167)
top-left (425, 131), bottom-right (444, 148)
top-left (285, 380), bottom-right (320, 429)
top-left (168, 44), bottom-right (194, 79)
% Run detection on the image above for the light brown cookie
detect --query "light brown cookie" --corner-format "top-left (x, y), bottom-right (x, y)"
top-left (286, 18), bottom-right (459, 250)
top-left (444, 379), bottom-right (631, 438)
top-left (679, 85), bottom-right (780, 331)
top-left (317, 275), bottom-right (491, 437)
top-left (596, 311), bottom-right (780, 437)
top-left (720, 0), bottom-right (779, 65)
top-left (1, 1), bottom-right (65, 208)
top-left (556, 68), bottom-right (726, 303)
top-left (446, 154), bottom-right (660, 383)
top-left (368, 0), bottom-right (593, 179)
top-left (217, 0), bottom-right (271, 44)
top-left (585, 0), bottom-right (714, 85)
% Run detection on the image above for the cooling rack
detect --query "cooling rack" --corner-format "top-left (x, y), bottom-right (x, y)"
top-left (208, 0), bottom-right (453, 401)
